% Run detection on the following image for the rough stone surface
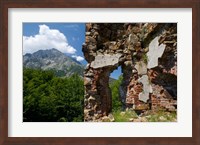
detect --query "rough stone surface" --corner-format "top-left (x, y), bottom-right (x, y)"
top-left (83, 23), bottom-right (177, 122)
top-left (135, 61), bottom-right (147, 75)
top-left (91, 54), bottom-right (122, 69)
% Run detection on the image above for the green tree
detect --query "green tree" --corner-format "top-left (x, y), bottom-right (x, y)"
top-left (110, 76), bottom-right (123, 111)
top-left (23, 68), bottom-right (84, 122)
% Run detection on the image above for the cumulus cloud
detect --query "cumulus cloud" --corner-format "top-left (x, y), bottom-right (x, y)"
top-left (72, 55), bottom-right (84, 62)
top-left (23, 24), bottom-right (76, 54)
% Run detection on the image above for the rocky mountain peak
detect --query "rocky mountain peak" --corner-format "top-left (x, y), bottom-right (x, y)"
top-left (23, 48), bottom-right (84, 77)
top-left (32, 48), bottom-right (64, 59)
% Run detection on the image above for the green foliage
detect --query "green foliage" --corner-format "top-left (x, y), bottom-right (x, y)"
top-left (142, 53), bottom-right (148, 64)
top-left (109, 76), bottom-right (123, 111)
top-left (54, 70), bottom-right (66, 77)
top-left (112, 109), bottom-right (176, 122)
top-left (113, 110), bottom-right (138, 122)
top-left (23, 68), bottom-right (84, 122)
top-left (144, 110), bottom-right (177, 122)
top-left (50, 64), bottom-right (84, 77)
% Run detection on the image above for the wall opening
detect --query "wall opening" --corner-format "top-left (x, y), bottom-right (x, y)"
top-left (109, 66), bottom-right (123, 112)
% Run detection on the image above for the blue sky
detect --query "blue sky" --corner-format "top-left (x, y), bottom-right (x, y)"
top-left (111, 66), bottom-right (122, 79)
top-left (23, 23), bottom-right (121, 79)
top-left (23, 23), bottom-right (86, 63)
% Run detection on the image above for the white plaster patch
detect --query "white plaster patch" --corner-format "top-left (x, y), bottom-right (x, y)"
top-left (147, 37), bottom-right (166, 69)
top-left (135, 61), bottom-right (147, 75)
top-left (138, 75), bottom-right (152, 103)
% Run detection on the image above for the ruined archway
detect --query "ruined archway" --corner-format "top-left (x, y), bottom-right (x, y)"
top-left (83, 23), bottom-right (177, 122)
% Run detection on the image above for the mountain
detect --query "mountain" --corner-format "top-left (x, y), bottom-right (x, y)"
top-left (64, 53), bottom-right (82, 65)
top-left (23, 48), bottom-right (84, 77)
top-left (109, 77), bottom-right (117, 84)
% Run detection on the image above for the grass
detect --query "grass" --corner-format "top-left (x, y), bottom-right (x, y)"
top-left (112, 109), bottom-right (138, 122)
top-left (144, 110), bottom-right (177, 122)
top-left (112, 109), bottom-right (177, 122)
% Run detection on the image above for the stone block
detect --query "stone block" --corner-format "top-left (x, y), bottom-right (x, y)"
top-left (84, 77), bottom-right (92, 86)
top-left (135, 61), bottom-right (147, 75)
top-left (90, 54), bottom-right (122, 69)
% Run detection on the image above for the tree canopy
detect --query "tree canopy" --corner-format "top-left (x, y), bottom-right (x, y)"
top-left (23, 68), bottom-right (84, 122)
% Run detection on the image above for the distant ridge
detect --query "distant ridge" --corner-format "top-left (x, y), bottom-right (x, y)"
top-left (23, 48), bottom-right (84, 77)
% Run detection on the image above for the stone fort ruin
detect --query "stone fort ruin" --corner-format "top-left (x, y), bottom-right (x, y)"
top-left (82, 23), bottom-right (177, 122)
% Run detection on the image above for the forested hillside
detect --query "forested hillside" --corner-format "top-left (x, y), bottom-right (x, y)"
top-left (23, 68), bottom-right (84, 122)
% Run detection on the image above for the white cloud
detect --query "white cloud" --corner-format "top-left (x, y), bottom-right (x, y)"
top-left (72, 55), bottom-right (84, 62)
top-left (23, 24), bottom-right (77, 54)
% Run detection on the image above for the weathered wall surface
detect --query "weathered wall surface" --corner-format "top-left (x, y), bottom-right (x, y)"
top-left (83, 23), bottom-right (177, 122)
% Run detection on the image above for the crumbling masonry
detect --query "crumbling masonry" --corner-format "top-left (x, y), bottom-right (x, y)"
top-left (83, 23), bottom-right (177, 122)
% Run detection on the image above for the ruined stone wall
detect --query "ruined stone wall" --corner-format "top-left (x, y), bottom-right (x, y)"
top-left (83, 23), bottom-right (177, 122)
top-left (148, 25), bottom-right (177, 111)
